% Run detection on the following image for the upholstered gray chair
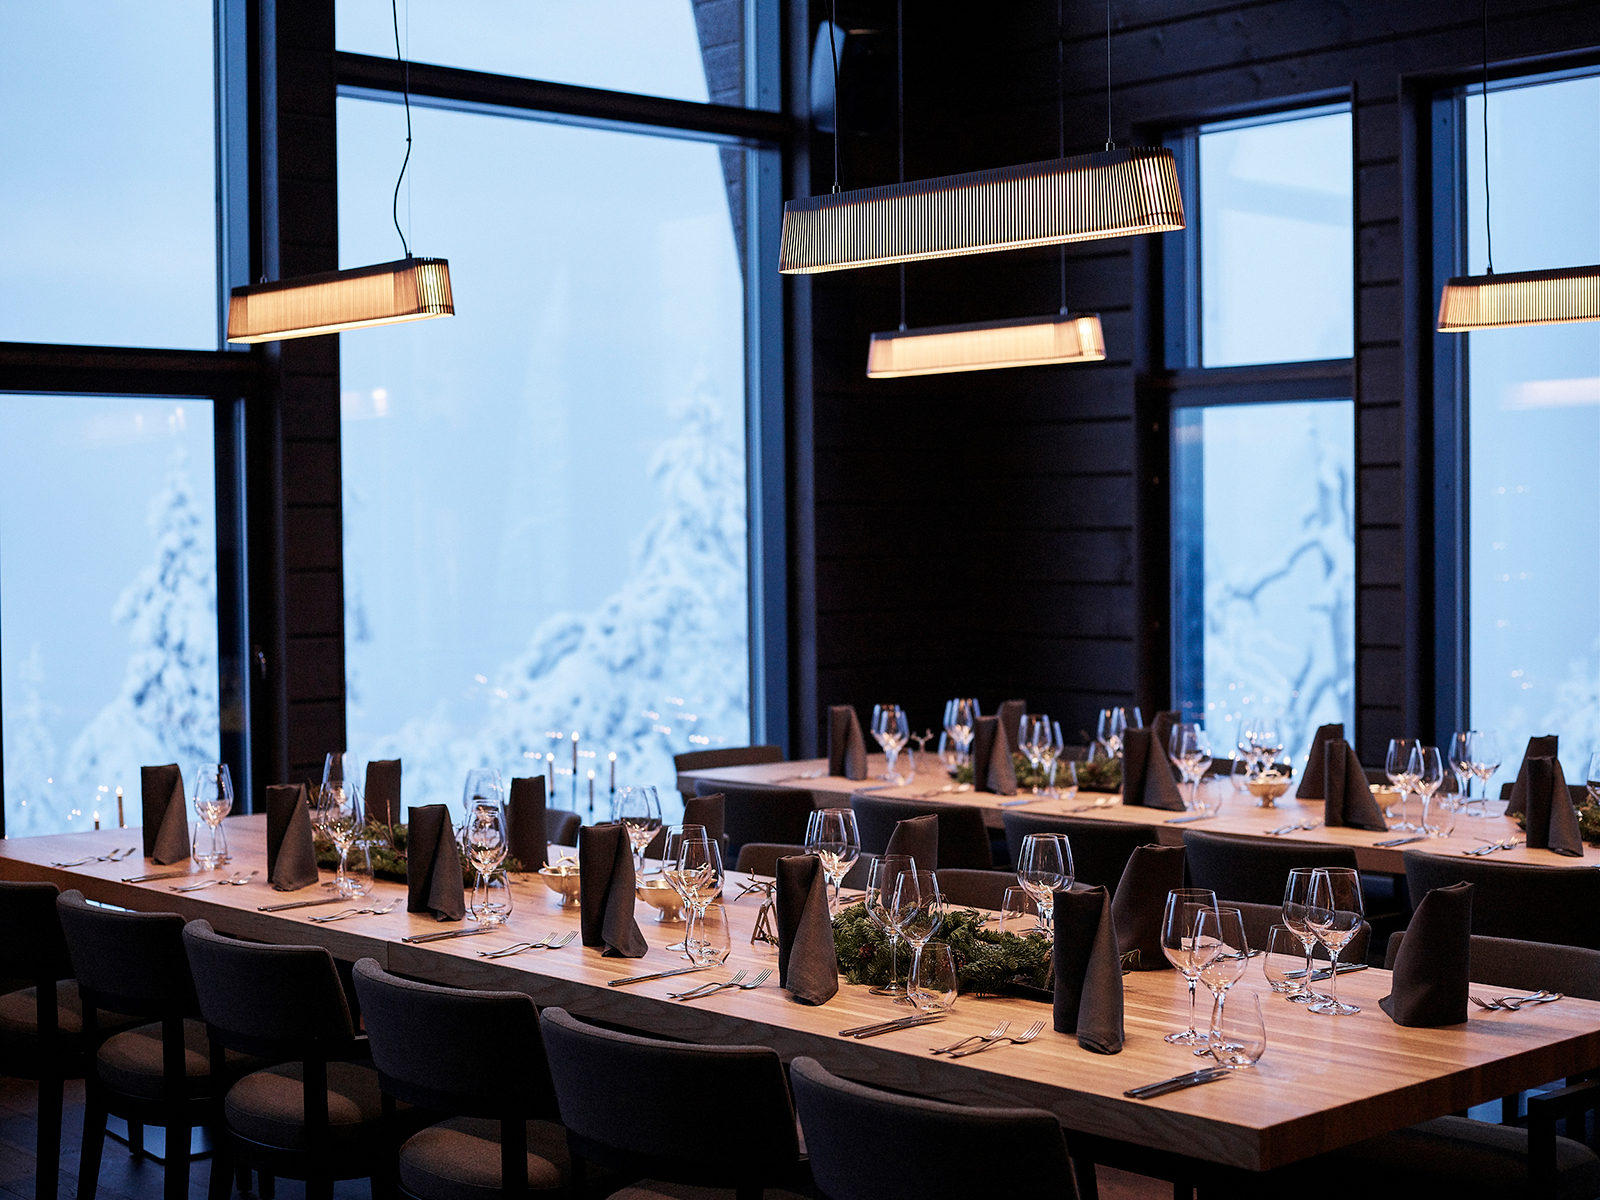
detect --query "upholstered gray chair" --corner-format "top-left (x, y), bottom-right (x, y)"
top-left (703, 780), bottom-right (817, 861)
top-left (851, 795), bottom-right (994, 869)
top-left (734, 843), bottom-right (809, 877)
top-left (936, 868), bottom-right (1016, 910)
top-left (1403, 850), bottom-right (1600, 950)
top-left (673, 745), bottom-right (784, 806)
top-left (1183, 830), bottom-right (1360, 906)
top-left (544, 809), bottom-right (581, 848)
top-left (1221, 898), bottom-right (1371, 966)
top-left (1001, 813), bottom-right (1157, 887)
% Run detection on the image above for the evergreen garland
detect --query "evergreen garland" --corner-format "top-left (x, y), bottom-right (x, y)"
top-left (313, 822), bottom-right (524, 883)
top-left (831, 903), bottom-right (1053, 995)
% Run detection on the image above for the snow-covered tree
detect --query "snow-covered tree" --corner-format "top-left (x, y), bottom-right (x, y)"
top-left (2, 643), bottom-right (62, 836)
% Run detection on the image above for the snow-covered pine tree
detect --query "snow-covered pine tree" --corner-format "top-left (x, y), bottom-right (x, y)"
top-left (2, 643), bottom-right (62, 835)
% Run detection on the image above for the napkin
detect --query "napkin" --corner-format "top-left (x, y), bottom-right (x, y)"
top-left (1506, 734), bottom-right (1560, 815)
top-left (1052, 885), bottom-right (1124, 1054)
top-left (1322, 741), bottom-right (1388, 832)
top-left (1525, 757), bottom-right (1584, 857)
top-left (775, 854), bottom-right (839, 1005)
top-left (1293, 723), bottom-right (1344, 801)
top-left (1120, 724), bottom-right (1185, 811)
top-left (140, 764), bottom-right (191, 865)
top-left (884, 814), bottom-right (939, 872)
top-left (971, 716), bottom-right (1018, 795)
top-left (265, 783), bottom-right (319, 891)
top-left (578, 823), bottom-right (647, 958)
top-left (364, 759), bottom-right (402, 827)
top-left (1110, 844), bottom-right (1186, 970)
top-left (827, 706), bottom-right (868, 781)
top-left (997, 699), bottom-right (1027, 754)
top-left (405, 804), bottom-right (466, 922)
top-left (1380, 881), bottom-right (1473, 1027)
top-left (507, 776), bottom-right (549, 870)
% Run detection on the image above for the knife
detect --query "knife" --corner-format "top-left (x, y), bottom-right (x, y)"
top-left (1164, 814), bottom-right (1212, 825)
top-left (609, 965), bottom-right (713, 987)
top-left (839, 1013), bottom-right (944, 1038)
top-left (258, 896), bottom-right (351, 912)
top-left (124, 870), bottom-right (202, 883)
top-left (1374, 835), bottom-right (1429, 847)
top-left (846, 1015), bottom-right (945, 1039)
top-left (401, 926), bottom-right (494, 944)
top-left (1125, 1068), bottom-right (1232, 1099)
top-left (1284, 962), bottom-right (1369, 981)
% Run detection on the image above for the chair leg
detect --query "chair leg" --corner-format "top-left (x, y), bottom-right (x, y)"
top-left (259, 1174), bottom-right (275, 1199)
top-left (163, 1126), bottom-right (191, 1200)
top-left (205, 1135), bottom-right (232, 1200)
top-left (1072, 1158), bottom-right (1100, 1200)
top-left (307, 1178), bottom-right (333, 1200)
top-left (37, 1074), bottom-right (64, 1200)
top-left (234, 1167), bottom-right (251, 1194)
top-left (76, 1095), bottom-right (108, 1200)
top-left (127, 1121), bottom-right (144, 1160)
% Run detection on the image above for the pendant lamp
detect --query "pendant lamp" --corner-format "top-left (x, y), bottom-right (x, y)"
top-left (227, 1), bottom-right (452, 343)
top-left (867, 312), bottom-right (1105, 377)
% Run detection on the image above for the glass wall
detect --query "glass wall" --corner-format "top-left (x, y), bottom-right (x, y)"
top-left (1, 396), bottom-right (220, 836)
top-left (337, 97), bottom-right (750, 816)
top-left (1465, 73), bottom-right (1600, 781)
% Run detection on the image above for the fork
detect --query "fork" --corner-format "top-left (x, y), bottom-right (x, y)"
top-left (52, 846), bottom-right (138, 868)
top-left (947, 1020), bottom-right (1046, 1057)
top-left (931, 1021), bottom-right (1009, 1055)
top-left (309, 902), bottom-right (397, 923)
top-left (170, 870), bottom-right (257, 892)
top-left (477, 932), bottom-right (577, 959)
top-left (671, 970), bottom-right (748, 1001)
top-left (1470, 989), bottom-right (1554, 1011)
top-left (729, 969), bottom-right (773, 991)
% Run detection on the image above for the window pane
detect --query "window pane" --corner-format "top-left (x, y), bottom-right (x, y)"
top-left (1199, 111), bottom-right (1353, 367)
top-left (0, 3), bottom-right (217, 349)
top-left (338, 98), bottom-right (750, 816)
top-left (336, 0), bottom-right (728, 105)
top-left (1172, 399), bottom-right (1356, 766)
top-left (1466, 75), bottom-right (1600, 780)
top-left (1, 396), bottom-right (219, 836)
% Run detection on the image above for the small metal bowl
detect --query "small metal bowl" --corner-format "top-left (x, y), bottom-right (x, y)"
top-left (635, 878), bottom-right (684, 923)
top-left (1247, 773), bottom-right (1291, 808)
top-left (538, 865), bottom-right (582, 907)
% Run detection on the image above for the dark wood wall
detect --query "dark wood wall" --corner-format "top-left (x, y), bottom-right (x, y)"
top-left (796, 0), bottom-right (1600, 761)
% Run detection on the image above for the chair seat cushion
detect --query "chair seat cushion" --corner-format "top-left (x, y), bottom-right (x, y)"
top-left (0, 982), bottom-right (143, 1061)
top-left (225, 1060), bottom-right (383, 1151)
top-left (399, 1116), bottom-right (568, 1200)
top-left (1327, 1115), bottom-right (1600, 1199)
top-left (97, 1018), bottom-right (262, 1099)
top-left (610, 1186), bottom-right (811, 1200)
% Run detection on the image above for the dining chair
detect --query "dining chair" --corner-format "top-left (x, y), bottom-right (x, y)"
top-left (1002, 814), bottom-right (1157, 888)
top-left (544, 810), bottom-right (581, 848)
top-left (1383, 932), bottom-right (1600, 1001)
top-left (674, 745), bottom-right (784, 806)
top-left (1222, 898), bottom-right (1372, 966)
top-left (935, 868), bottom-right (1016, 910)
top-left (703, 780), bottom-right (817, 861)
top-left (735, 843), bottom-right (809, 877)
top-left (1402, 850), bottom-right (1600, 950)
top-left (181, 920), bottom-right (386, 1200)
top-left (789, 1056), bottom-right (1081, 1200)
top-left (351, 959), bottom-right (568, 1200)
top-left (645, 791), bottom-right (727, 860)
top-left (537, 1006), bottom-right (810, 1199)
top-left (1182, 831), bottom-right (1360, 905)
top-left (851, 795), bottom-right (994, 870)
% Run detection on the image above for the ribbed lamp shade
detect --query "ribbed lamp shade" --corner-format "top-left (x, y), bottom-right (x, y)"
top-left (226, 257), bottom-right (454, 343)
top-left (866, 312), bottom-right (1105, 378)
top-left (779, 147), bottom-right (1184, 274)
top-left (1437, 264), bottom-right (1600, 332)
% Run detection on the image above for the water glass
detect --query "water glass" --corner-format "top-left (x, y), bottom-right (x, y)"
top-left (1211, 991), bottom-right (1266, 1068)
top-left (909, 943), bottom-right (957, 1013)
top-left (1168, 724), bottom-right (1212, 810)
top-left (1261, 926), bottom-right (1304, 993)
top-left (1161, 888), bottom-right (1220, 1044)
top-left (1000, 887), bottom-right (1043, 937)
top-left (1470, 732), bottom-right (1502, 815)
top-left (1015, 833), bottom-right (1072, 934)
top-left (686, 901), bottom-right (730, 966)
top-left (191, 763), bottom-right (233, 867)
top-left (470, 868), bottom-right (514, 925)
top-left (1447, 731), bottom-right (1474, 812)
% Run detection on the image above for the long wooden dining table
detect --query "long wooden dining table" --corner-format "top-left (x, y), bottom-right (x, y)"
top-left (4, 816), bottom-right (1598, 1185)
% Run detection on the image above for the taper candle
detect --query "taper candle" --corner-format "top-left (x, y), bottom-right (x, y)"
top-left (93, 812), bottom-right (100, 830)
top-left (587, 769), bottom-right (596, 820)
top-left (608, 752), bottom-right (616, 795)
top-left (116, 785), bottom-right (125, 828)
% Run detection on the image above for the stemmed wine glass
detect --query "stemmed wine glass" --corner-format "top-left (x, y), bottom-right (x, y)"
top-left (191, 764), bottom-right (233, 867)
top-left (613, 785), bottom-right (663, 878)
top-left (1035, 719), bottom-right (1065, 797)
top-left (806, 807), bottom-right (861, 910)
top-left (1195, 907), bottom-right (1251, 1059)
top-left (1281, 868), bottom-right (1327, 1006)
top-left (1249, 716), bottom-right (1283, 772)
top-left (1097, 707), bottom-right (1141, 759)
top-left (1162, 888), bottom-right (1221, 1044)
top-left (1168, 723), bottom-right (1212, 811)
top-left (872, 704), bottom-right (911, 781)
top-left (1385, 738), bottom-right (1417, 828)
top-left (461, 768), bottom-right (505, 836)
top-left (943, 699), bottom-right (979, 765)
top-left (1020, 715), bottom-right (1049, 793)
top-left (890, 869), bottom-right (944, 1012)
top-left (658, 824), bottom-right (707, 953)
top-left (864, 854), bottom-right (915, 1000)
top-left (1305, 867), bottom-right (1364, 1015)
top-left (1015, 833), bottom-right (1072, 935)
top-left (1447, 731), bottom-right (1475, 814)
top-left (464, 801), bottom-right (512, 924)
top-left (318, 770), bottom-right (365, 898)
top-left (1408, 744), bottom-right (1447, 836)
top-left (1588, 752), bottom-right (1600, 812)
top-left (676, 836), bottom-right (725, 965)
top-left (1471, 732), bottom-right (1503, 816)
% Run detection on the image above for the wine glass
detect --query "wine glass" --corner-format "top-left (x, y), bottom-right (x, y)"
top-left (190, 763), bottom-right (233, 868)
top-left (909, 943), bottom-right (957, 1014)
top-left (1281, 868), bottom-right (1325, 1005)
top-left (1211, 991), bottom-right (1266, 1069)
top-left (1588, 751), bottom-right (1600, 810)
top-left (1161, 888), bottom-right (1221, 1044)
top-left (658, 823), bottom-right (707, 953)
top-left (1448, 731), bottom-right (1475, 813)
top-left (461, 768), bottom-right (505, 834)
top-left (938, 732), bottom-right (963, 778)
top-left (1000, 887), bottom-right (1042, 937)
top-left (1306, 868), bottom-right (1364, 1015)
top-left (806, 807), bottom-right (861, 910)
top-left (864, 854), bottom-right (915, 1000)
top-left (943, 698), bottom-right (979, 763)
top-left (1037, 720), bottom-right (1065, 796)
top-left (1097, 708), bottom-right (1130, 759)
top-left (319, 773), bottom-right (364, 898)
top-left (464, 801), bottom-right (509, 920)
top-left (1409, 745), bottom-right (1446, 836)
top-left (613, 785), bottom-right (663, 878)
top-left (675, 837), bottom-right (724, 965)
top-left (1250, 715), bottom-right (1283, 768)
top-left (1471, 732), bottom-right (1503, 816)
top-left (1020, 715), bottom-right (1049, 793)
top-left (1195, 907), bottom-right (1251, 1058)
top-left (1015, 833), bottom-right (1072, 935)
top-left (872, 704), bottom-right (910, 781)
top-left (890, 869), bottom-right (944, 1014)
top-left (1168, 723), bottom-right (1212, 811)
top-left (1385, 737), bottom-right (1417, 828)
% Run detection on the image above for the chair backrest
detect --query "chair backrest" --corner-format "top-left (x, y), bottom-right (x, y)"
top-left (851, 795), bottom-right (994, 869)
top-left (545, 809), bottom-right (581, 847)
top-left (537, 1007), bottom-right (797, 1184)
top-left (1384, 931), bottom-right (1600, 999)
top-left (181, 920), bottom-right (355, 1055)
top-left (56, 891), bottom-right (194, 1020)
top-left (645, 792), bottom-right (728, 861)
top-left (789, 1056), bottom-right (1073, 1200)
top-left (1402, 851), bottom-right (1600, 950)
top-left (1221, 898), bottom-right (1370, 965)
top-left (0, 881), bottom-right (71, 985)
top-left (1183, 831), bottom-right (1359, 906)
top-left (936, 869), bottom-right (1015, 910)
top-left (1001, 813), bottom-right (1157, 886)
top-left (735, 842), bottom-right (808, 877)
top-left (674, 746), bottom-right (785, 803)
top-left (704, 780), bottom-right (816, 859)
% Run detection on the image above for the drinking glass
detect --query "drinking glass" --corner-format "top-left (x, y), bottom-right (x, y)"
top-left (891, 869), bottom-right (944, 1014)
top-left (1000, 887), bottom-right (1043, 937)
top-left (1097, 707), bottom-right (1139, 759)
top-left (1261, 926), bottom-right (1303, 993)
top-left (1385, 738), bottom-right (1417, 828)
top-left (657, 823), bottom-right (707, 953)
top-left (676, 837), bottom-right (724, 965)
top-left (1211, 991), bottom-right (1266, 1069)
top-left (943, 698), bottom-right (979, 763)
top-left (1408, 744), bottom-right (1447, 836)
top-left (1195, 907), bottom-right (1250, 1058)
top-left (341, 838), bottom-right (375, 897)
top-left (1306, 867), bottom-right (1364, 1016)
top-left (1161, 888), bottom-right (1221, 1044)
top-left (613, 785), bottom-right (663, 878)
top-left (938, 731), bottom-right (963, 778)
top-left (464, 801), bottom-right (509, 918)
top-left (1168, 724), bottom-right (1212, 811)
top-left (319, 774), bottom-right (365, 898)
top-left (1037, 720), bottom-right (1066, 796)
top-left (1281, 868), bottom-right (1325, 1005)
top-left (1053, 757), bottom-right (1078, 803)
top-left (191, 763), bottom-right (233, 867)
top-left (471, 868), bottom-right (514, 926)
top-left (1470, 732), bottom-right (1502, 816)
top-left (865, 854), bottom-right (915, 1000)
top-left (1249, 715), bottom-right (1283, 769)
top-left (909, 942), bottom-right (957, 1014)
top-left (1448, 731), bottom-right (1475, 813)
top-left (1588, 751), bottom-right (1600, 810)
top-left (805, 807), bottom-right (861, 910)
top-left (872, 704), bottom-right (910, 781)
top-left (1020, 714), bottom-right (1049, 792)
top-left (686, 902), bottom-right (730, 966)
top-left (1015, 833), bottom-right (1072, 935)
top-left (461, 767), bottom-right (505, 831)
top-left (322, 751), bottom-right (359, 795)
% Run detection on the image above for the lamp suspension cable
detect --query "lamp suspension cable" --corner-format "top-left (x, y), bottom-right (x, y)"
top-left (827, 0), bottom-right (841, 194)
top-left (897, 0), bottom-right (906, 330)
top-left (391, 0), bottom-right (412, 259)
top-left (1059, 0), bottom-right (1068, 313)
top-left (1481, 0), bottom-right (1492, 275)
top-left (1105, 0), bottom-right (1114, 152)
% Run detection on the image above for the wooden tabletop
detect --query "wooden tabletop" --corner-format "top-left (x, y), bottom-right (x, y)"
top-left (4, 818), bottom-right (1598, 1173)
top-left (679, 756), bottom-right (1589, 874)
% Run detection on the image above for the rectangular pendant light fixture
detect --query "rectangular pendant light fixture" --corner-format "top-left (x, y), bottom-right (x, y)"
top-left (779, 147), bottom-right (1184, 275)
top-left (866, 312), bottom-right (1105, 378)
top-left (1437, 264), bottom-right (1600, 332)
top-left (226, 257), bottom-right (454, 344)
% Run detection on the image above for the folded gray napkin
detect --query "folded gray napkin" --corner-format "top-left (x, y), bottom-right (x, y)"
top-left (1380, 881), bottom-right (1472, 1027)
top-left (364, 759), bottom-right (402, 827)
top-left (1120, 728), bottom-right (1150, 804)
top-left (1120, 719), bottom-right (1185, 810)
top-left (775, 854), bottom-right (839, 1005)
top-left (997, 700), bottom-right (1027, 754)
top-left (971, 716), bottom-right (1018, 795)
top-left (141, 764), bottom-right (191, 865)
top-left (1293, 723), bottom-right (1344, 801)
top-left (1052, 885), bottom-right (1124, 1054)
top-left (1110, 844), bottom-right (1186, 970)
top-left (884, 814), bottom-right (939, 872)
top-left (683, 792), bottom-right (726, 845)
top-left (265, 783), bottom-right (319, 891)
top-left (405, 804), bottom-right (466, 922)
top-left (1323, 740), bottom-right (1388, 831)
top-left (578, 823), bottom-right (647, 958)
top-left (1525, 757), bottom-right (1584, 857)
top-left (828, 706), bottom-right (868, 781)
top-left (507, 776), bottom-right (549, 870)
top-left (1507, 735), bottom-right (1560, 815)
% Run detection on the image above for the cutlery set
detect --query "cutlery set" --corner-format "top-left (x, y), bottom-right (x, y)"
top-left (1265, 821), bottom-right (1321, 836)
top-left (1125, 1067), bottom-right (1232, 1099)
top-left (1464, 839), bottom-right (1524, 856)
top-left (169, 870), bottom-right (257, 892)
top-left (478, 931), bottom-right (578, 958)
top-left (670, 968), bottom-right (772, 1001)
top-left (309, 902), bottom-right (399, 923)
top-left (53, 847), bottom-right (137, 868)
top-left (1374, 826), bottom-right (1454, 847)
top-left (1469, 989), bottom-right (1562, 1011)
top-left (839, 1013), bottom-right (946, 1039)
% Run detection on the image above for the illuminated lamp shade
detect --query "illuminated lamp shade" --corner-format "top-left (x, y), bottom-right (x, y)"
top-left (866, 312), bottom-right (1105, 378)
top-left (1437, 264), bottom-right (1600, 332)
top-left (226, 257), bottom-right (453, 343)
top-left (779, 147), bottom-right (1184, 274)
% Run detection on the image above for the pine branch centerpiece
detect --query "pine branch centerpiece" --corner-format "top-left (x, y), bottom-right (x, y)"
top-left (832, 903), bottom-right (1054, 996)
top-left (313, 821), bottom-right (524, 883)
